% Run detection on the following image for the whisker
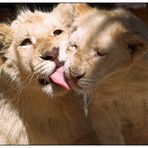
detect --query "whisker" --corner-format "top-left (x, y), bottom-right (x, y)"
top-left (28, 72), bottom-right (37, 84)
top-left (9, 79), bottom-right (29, 110)
top-left (13, 74), bottom-right (32, 99)
top-left (81, 77), bottom-right (95, 83)
top-left (34, 64), bottom-right (52, 78)
top-left (34, 61), bottom-right (46, 71)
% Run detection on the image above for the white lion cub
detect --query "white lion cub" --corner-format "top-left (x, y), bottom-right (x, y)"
top-left (65, 9), bottom-right (148, 144)
top-left (0, 4), bottom-right (98, 144)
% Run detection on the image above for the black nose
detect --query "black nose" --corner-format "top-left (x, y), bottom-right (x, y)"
top-left (40, 47), bottom-right (59, 61)
top-left (69, 68), bottom-right (85, 80)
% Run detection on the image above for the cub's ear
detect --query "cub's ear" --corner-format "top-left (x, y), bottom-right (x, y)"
top-left (0, 23), bottom-right (13, 65)
top-left (71, 3), bottom-right (96, 16)
top-left (52, 3), bottom-right (95, 27)
top-left (125, 32), bottom-right (148, 62)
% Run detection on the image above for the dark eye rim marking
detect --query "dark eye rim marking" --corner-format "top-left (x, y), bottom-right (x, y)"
top-left (70, 42), bottom-right (78, 48)
top-left (20, 38), bottom-right (32, 46)
top-left (97, 50), bottom-right (107, 57)
top-left (53, 29), bottom-right (63, 36)
top-left (0, 41), bottom-right (4, 50)
top-left (71, 44), bottom-right (77, 48)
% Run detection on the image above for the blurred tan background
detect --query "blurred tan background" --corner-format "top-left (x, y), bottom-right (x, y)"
top-left (0, 3), bottom-right (147, 26)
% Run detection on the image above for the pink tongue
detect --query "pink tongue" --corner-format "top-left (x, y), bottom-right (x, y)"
top-left (50, 67), bottom-right (70, 90)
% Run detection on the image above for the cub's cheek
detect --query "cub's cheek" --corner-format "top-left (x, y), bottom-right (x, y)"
top-left (63, 58), bottom-right (71, 73)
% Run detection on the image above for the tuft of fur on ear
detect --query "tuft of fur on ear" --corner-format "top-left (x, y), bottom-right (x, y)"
top-left (0, 23), bottom-right (13, 65)
top-left (52, 3), bottom-right (95, 27)
top-left (72, 4), bottom-right (96, 16)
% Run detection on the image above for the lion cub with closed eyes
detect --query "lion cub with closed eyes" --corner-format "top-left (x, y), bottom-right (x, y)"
top-left (0, 4), bottom-right (98, 144)
top-left (65, 9), bottom-right (148, 144)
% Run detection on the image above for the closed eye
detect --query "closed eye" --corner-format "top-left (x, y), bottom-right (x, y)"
top-left (70, 42), bottom-right (78, 48)
top-left (95, 47), bottom-right (108, 57)
top-left (97, 50), bottom-right (108, 57)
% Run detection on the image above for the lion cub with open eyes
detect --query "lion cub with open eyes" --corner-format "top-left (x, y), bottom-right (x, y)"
top-left (0, 4), bottom-right (98, 144)
top-left (65, 9), bottom-right (148, 144)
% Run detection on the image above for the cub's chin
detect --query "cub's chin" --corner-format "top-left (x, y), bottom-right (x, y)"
top-left (52, 84), bottom-right (68, 96)
top-left (43, 85), bottom-right (68, 97)
top-left (38, 79), bottom-right (67, 97)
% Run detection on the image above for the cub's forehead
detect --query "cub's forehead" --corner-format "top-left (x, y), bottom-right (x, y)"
top-left (11, 10), bottom-right (63, 38)
top-left (70, 13), bottom-right (113, 49)
top-left (70, 12), bottom-right (126, 50)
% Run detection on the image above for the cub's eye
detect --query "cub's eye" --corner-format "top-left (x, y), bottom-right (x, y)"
top-left (95, 48), bottom-right (108, 57)
top-left (53, 29), bottom-right (63, 36)
top-left (20, 38), bottom-right (32, 46)
top-left (97, 51), bottom-right (107, 56)
top-left (71, 44), bottom-right (77, 48)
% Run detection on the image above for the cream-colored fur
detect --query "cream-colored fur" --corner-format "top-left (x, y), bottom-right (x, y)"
top-left (0, 4), bottom-right (98, 144)
top-left (65, 9), bottom-right (148, 144)
top-left (0, 24), bottom-right (13, 65)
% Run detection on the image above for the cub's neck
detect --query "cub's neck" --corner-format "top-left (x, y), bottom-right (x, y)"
top-left (91, 53), bottom-right (148, 99)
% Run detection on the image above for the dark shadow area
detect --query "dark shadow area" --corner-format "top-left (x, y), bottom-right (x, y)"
top-left (0, 3), bottom-right (147, 25)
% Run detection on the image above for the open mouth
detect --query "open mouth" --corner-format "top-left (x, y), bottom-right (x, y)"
top-left (64, 74), bottom-right (82, 91)
top-left (38, 66), bottom-right (70, 90)
top-left (69, 79), bottom-right (81, 90)
top-left (38, 78), bottom-right (50, 86)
